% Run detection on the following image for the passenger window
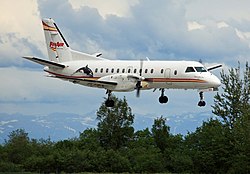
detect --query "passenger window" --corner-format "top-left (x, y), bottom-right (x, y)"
top-left (106, 68), bottom-right (109, 73)
top-left (151, 69), bottom-right (154, 73)
top-left (174, 70), bottom-right (177, 75)
top-left (145, 69), bottom-right (148, 73)
top-left (160, 69), bottom-right (164, 74)
top-left (122, 69), bottom-right (125, 73)
top-left (185, 67), bottom-right (195, 73)
top-left (117, 69), bottom-right (120, 73)
top-left (134, 69), bottom-right (137, 73)
top-left (195, 67), bottom-right (207, 72)
top-left (128, 69), bottom-right (131, 73)
top-left (95, 68), bottom-right (98, 73)
top-left (111, 68), bottom-right (114, 73)
top-left (139, 69), bottom-right (142, 74)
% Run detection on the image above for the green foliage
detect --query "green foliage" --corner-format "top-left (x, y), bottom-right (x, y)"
top-left (212, 62), bottom-right (250, 173)
top-left (152, 116), bottom-right (170, 152)
top-left (1, 63), bottom-right (249, 173)
top-left (185, 119), bottom-right (230, 173)
top-left (97, 96), bottom-right (134, 149)
top-left (212, 62), bottom-right (250, 129)
top-left (5, 129), bottom-right (30, 165)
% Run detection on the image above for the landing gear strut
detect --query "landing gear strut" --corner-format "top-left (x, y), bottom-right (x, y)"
top-left (105, 90), bottom-right (114, 107)
top-left (198, 91), bottom-right (206, 107)
top-left (159, 88), bottom-right (168, 104)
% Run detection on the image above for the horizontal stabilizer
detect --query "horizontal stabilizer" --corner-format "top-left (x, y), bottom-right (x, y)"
top-left (22, 56), bottom-right (65, 68)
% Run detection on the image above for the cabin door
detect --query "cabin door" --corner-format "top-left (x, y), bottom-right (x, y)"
top-left (164, 68), bottom-right (172, 85)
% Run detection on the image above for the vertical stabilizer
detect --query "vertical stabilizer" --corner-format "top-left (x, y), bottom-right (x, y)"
top-left (42, 18), bottom-right (72, 62)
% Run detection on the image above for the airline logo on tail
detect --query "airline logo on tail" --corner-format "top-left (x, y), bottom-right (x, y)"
top-left (50, 41), bottom-right (64, 51)
top-left (42, 21), bottom-right (57, 32)
top-left (42, 21), bottom-right (65, 51)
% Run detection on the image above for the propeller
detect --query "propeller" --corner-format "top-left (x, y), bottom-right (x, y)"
top-left (136, 59), bottom-right (143, 97)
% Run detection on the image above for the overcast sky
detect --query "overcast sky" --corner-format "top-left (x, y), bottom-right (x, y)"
top-left (0, 0), bottom-right (249, 119)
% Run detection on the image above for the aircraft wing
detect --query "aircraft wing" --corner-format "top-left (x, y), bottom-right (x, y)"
top-left (207, 64), bottom-right (222, 71)
top-left (22, 56), bottom-right (65, 69)
top-left (80, 78), bottom-right (118, 86)
top-left (51, 76), bottom-right (118, 86)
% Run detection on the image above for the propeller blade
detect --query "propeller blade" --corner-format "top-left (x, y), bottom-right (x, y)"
top-left (139, 59), bottom-right (143, 76)
top-left (136, 81), bottom-right (142, 97)
top-left (136, 59), bottom-right (143, 97)
top-left (136, 87), bottom-right (140, 97)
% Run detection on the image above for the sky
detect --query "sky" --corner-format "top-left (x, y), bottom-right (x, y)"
top-left (0, 0), bottom-right (250, 119)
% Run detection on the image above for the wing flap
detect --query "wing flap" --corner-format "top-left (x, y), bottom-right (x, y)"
top-left (22, 56), bottom-right (65, 68)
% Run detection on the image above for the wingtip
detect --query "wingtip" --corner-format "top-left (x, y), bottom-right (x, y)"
top-left (22, 56), bottom-right (33, 59)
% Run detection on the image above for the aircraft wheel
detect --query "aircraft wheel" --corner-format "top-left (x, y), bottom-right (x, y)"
top-left (198, 101), bottom-right (206, 107)
top-left (159, 96), bottom-right (168, 104)
top-left (105, 99), bottom-right (114, 107)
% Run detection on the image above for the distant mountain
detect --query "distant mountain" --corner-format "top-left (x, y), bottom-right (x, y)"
top-left (134, 111), bottom-right (215, 134)
top-left (0, 111), bottom-right (215, 144)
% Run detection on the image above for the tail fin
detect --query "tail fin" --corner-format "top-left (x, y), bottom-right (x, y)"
top-left (42, 18), bottom-right (72, 62)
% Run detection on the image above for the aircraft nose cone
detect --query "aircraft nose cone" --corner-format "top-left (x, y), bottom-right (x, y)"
top-left (212, 76), bottom-right (221, 88)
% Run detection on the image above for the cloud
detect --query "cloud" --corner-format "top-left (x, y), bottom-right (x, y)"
top-left (186, 0), bottom-right (250, 21)
top-left (187, 21), bottom-right (206, 31)
top-left (35, 0), bottom-right (250, 64)
top-left (1, 0), bottom-right (249, 68)
top-left (0, 67), bottom-right (105, 114)
top-left (0, 33), bottom-right (44, 67)
top-left (68, 0), bottom-right (139, 18)
top-left (0, 0), bottom-right (46, 67)
top-left (217, 21), bottom-right (229, 29)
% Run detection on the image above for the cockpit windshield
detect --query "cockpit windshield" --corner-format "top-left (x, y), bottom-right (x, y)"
top-left (195, 67), bottom-right (207, 72)
top-left (185, 67), bottom-right (195, 73)
top-left (185, 66), bottom-right (207, 73)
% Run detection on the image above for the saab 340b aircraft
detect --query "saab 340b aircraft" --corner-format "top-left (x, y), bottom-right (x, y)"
top-left (23, 18), bottom-right (222, 107)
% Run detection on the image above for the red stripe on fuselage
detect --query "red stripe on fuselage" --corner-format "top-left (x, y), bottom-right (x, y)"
top-left (45, 70), bottom-right (207, 83)
top-left (146, 78), bottom-right (207, 83)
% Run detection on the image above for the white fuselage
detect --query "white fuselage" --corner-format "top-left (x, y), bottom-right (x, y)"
top-left (44, 59), bottom-right (221, 92)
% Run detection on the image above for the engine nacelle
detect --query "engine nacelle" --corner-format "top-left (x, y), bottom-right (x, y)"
top-left (98, 74), bottom-right (138, 91)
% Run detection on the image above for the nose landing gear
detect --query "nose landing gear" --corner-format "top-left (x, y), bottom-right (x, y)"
top-left (198, 91), bottom-right (206, 107)
top-left (105, 90), bottom-right (114, 107)
top-left (159, 88), bottom-right (168, 104)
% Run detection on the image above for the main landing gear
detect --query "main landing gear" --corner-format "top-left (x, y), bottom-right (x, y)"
top-left (105, 90), bottom-right (114, 107)
top-left (104, 89), bottom-right (206, 107)
top-left (159, 88), bottom-right (168, 104)
top-left (198, 91), bottom-right (206, 107)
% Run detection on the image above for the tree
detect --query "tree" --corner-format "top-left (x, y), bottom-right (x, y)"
top-left (130, 128), bottom-right (154, 148)
top-left (5, 129), bottom-right (30, 165)
top-left (185, 119), bottom-right (230, 173)
top-left (78, 128), bottom-right (101, 150)
top-left (151, 116), bottom-right (170, 152)
top-left (212, 62), bottom-right (250, 129)
top-left (212, 62), bottom-right (250, 172)
top-left (97, 95), bottom-right (134, 150)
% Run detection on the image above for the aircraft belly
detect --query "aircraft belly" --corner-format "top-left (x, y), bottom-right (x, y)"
top-left (147, 81), bottom-right (202, 89)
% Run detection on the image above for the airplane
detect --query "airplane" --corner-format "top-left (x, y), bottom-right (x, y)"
top-left (23, 18), bottom-right (222, 108)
